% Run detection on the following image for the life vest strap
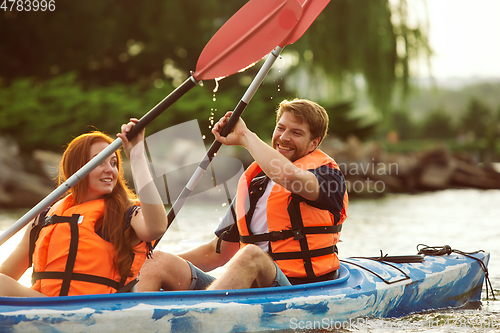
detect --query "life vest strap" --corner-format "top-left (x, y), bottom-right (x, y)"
top-left (60, 214), bottom-right (80, 296)
top-left (239, 225), bottom-right (342, 244)
top-left (32, 271), bottom-right (123, 291)
top-left (270, 245), bottom-right (337, 261)
top-left (117, 278), bottom-right (139, 293)
top-left (28, 207), bottom-right (51, 268)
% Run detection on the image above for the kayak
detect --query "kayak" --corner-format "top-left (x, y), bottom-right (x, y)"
top-left (0, 249), bottom-right (490, 333)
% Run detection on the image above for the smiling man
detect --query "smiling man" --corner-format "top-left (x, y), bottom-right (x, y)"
top-left (138, 99), bottom-right (348, 291)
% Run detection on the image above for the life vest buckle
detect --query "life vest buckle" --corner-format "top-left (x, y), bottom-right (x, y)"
top-left (42, 216), bottom-right (54, 227)
top-left (292, 229), bottom-right (304, 240)
top-left (269, 231), bottom-right (287, 241)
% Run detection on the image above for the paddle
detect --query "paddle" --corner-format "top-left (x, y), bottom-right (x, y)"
top-left (0, 0), bottom-right (303, 247)
top-left (158, 0), bottom-right (330, 243)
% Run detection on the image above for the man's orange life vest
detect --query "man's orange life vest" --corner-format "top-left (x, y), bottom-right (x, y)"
top-left (29, 194), bottom-right (148, 296)
top-left (236, 149), bottom-right (348, 279)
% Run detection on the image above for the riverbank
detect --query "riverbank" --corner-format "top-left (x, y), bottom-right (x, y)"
top-left (1, 135), bottom-right (500, 208)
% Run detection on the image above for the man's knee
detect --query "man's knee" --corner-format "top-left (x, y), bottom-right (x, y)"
top-left (139, 251), bottom-right (192, 291)
top-left (141, 251), bottom-right (179, 279)
top-left (239, 244), bottom-right (265, 259)
top-left (236, 245), bottom-right (272, 269)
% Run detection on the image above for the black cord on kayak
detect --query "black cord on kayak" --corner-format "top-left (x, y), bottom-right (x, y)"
top-left (417, 244), bottom-right (496, 301)
top-left (350, 250), bottom-right (424, 264)
top-left (416, 244), bottom-right (453, 256)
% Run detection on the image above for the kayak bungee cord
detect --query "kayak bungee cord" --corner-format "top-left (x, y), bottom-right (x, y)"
top-left (340, 255), bottom-right (412, 285)
top-left (341, 250), bottom-right (424, 284)
top-left (417, 244), bottom-right (496, 301)
top-left (341, 244), bottom-right (496, 300)
top-left (339, 259), bottom-right (410, 285)
top-left (353, 250), bottom-right (425, 264)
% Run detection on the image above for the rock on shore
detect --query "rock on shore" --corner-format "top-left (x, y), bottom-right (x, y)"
top-left (0, 137), bottom-right (56, 208)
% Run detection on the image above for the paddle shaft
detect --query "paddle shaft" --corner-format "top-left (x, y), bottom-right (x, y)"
top-left (162, 46), bottom-right (284, 235)
top-left (0, 77), bottom-right (197, 247)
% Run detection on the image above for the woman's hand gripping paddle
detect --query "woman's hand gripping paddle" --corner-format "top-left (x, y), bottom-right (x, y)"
top-left (157, 0), bottom-right (331, 245)
top-left (0, 0), bottom-right (303, 247)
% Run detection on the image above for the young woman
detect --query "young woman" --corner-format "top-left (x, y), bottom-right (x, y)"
top-left (0, 119), bottom-right (168, 297)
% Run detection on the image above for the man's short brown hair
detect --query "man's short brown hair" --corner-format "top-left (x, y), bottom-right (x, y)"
top-left (276, 99), bottom-right (329, 145)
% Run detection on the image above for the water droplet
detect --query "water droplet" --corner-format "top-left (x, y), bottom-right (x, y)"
top-left (202, 135), bottom-right (206, 139)
top-left (213, 78), bottom-right (220, 93)
top-left (208, 125), bottom-right (212, 129)
top-left (222, 203), bottom-right (227, 207)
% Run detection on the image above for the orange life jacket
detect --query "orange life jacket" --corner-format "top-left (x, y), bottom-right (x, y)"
top-left (236, 149), bottom-right (348, 279)
top-left (29, 194), bottom-right (148, 296)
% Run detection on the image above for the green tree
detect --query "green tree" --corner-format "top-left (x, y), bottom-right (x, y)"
top-left (421, 108), bottom-right (456, 140)
top-left (461, 98), bottom-right (493, 140)
top-left (0, 0), bottom-right (246, 85)
top-left (1, 1), bottom-right (429, 106)
top-left (391, 109), bottom-right (418, 140)
top-left (1, 0), bottom-right (431, 153)
top-left (284, 0), bottom-right (430, 114)
top-left (324, 101), bottom-right (377, 140)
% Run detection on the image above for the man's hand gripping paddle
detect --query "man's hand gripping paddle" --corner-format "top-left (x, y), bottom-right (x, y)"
top-left (0, 0), bottom-right (305, 246)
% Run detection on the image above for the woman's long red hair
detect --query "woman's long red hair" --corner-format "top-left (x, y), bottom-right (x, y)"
top-left (58, 131), bottom-right (138, 279)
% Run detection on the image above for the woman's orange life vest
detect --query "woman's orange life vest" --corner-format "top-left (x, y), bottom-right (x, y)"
top-left (236, 149), bottom-right (348, 279)
top-left (29, 194), bottom-right (148, 296)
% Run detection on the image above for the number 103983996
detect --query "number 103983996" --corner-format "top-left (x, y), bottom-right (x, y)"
top-left (1, 0), bottom-right (55, 11)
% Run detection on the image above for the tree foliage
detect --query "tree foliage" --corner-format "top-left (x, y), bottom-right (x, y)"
top-left (1, 1), bottom-right (429, 101)
top-left (1, 1), bottom-right (248, 85)
top-left (420, 108), bottom-right (456, 139)
top-left (0, 73), bottom-right (292, 152)
top-left (460, 98), bottom-right (493, 140)
top-left (1, 0), bottom-right (431, 152)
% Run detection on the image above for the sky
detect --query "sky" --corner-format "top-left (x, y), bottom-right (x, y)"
top-left (421, 0), bottom-right (500, 79)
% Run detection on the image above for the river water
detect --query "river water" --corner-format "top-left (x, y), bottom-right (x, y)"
top-left (1, 189), bottom-right (499, 332)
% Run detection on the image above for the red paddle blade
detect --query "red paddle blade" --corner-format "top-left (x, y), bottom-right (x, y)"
top-left (193, 0), bottom-right (302, 81)
top-left (280, 0), bottom-right (330, 46)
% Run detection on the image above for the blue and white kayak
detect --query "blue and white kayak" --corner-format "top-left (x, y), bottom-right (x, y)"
top-left (0, 250), bottom-right (490, 333)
